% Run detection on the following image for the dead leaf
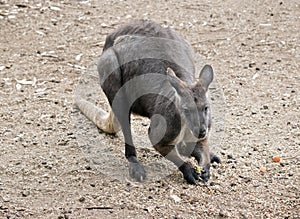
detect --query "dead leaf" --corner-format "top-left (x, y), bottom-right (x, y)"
top-left (67, 63), bottom-right (86, 70)
top-left (170, 194), bottom-right (181, 203)
top-left (50, 6), bottom-right (61, 11)
top-left (15, 77), bottom-right (37, 86)
top-left (41, 51), bottom-right (58, 58)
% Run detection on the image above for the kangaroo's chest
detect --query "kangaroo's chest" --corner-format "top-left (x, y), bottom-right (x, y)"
top-left (171, 124), bottom-right (200, 156)
top-left (171, 123), bottom-right (199, 145)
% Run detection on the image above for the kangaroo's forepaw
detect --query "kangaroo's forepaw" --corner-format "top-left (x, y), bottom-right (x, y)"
top-left (179, 163), bottom-right (200, 185)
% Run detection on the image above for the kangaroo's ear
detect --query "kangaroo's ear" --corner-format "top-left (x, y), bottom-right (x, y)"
top-left (166, 67), bottom-right (177, 78)
top-left (159, 77), bottom-right (179, 105)
top-left (198, 65), bottom-right (214, 90)
top-left (166, 67), bottom-right (187, 88)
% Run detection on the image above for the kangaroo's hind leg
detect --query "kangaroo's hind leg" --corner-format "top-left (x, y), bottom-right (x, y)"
top-left (111, 95), bottom-right (147, 182)
top-left (75, 98), bottom-right (121, 134)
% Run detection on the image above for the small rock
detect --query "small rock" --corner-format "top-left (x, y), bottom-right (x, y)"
top-left (219, 210), bottom-right (230, 217)
top-left (249, 63), bottom-right (255, 68)
top-left (260, 167), bottom-right (267, 173)
top-left (2, 196), bottom-right (10, 202)
top-left (101, 23), bottom-right (108, 28)
top-left (58, 139), bottom-right (68, 146)
top-left (210, 181), bottom-right (216, 186)
top-left (252, 73), bottom-right (259, 79)
top-left (280, 162), bottom-right (286, 167)
top-left (227, 154), bottom-right (234, 159)
top-left (22, 190), bottom-right (30, 197)
top-left (79, 197), bottom-right (85, 202)
top-left (189, 197), bottom-right (195, 204)
top-left (75, 53), bottom-right (83, 61)
top-left (263, 105), bottom-right (268, 110)
top-left (230, 182), bottom-right (237, 187)
top-left (16, 83), bottom-right (22, 90)
top-left (272, 156), bottom-right (281, 162)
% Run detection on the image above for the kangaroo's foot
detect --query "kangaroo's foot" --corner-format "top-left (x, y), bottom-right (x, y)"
top-left (128, 156), bottom-right (146, 182)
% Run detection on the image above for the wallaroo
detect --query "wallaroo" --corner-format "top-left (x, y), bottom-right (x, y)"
top-left (75, 20), bottom-right (221, 184)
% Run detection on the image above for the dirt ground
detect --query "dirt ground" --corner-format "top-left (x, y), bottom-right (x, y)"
top-left (0, 0), bottom-right (299, 218)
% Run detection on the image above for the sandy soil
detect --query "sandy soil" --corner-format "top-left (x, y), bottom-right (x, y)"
top-left (0, 0), bottom-right (299, 218)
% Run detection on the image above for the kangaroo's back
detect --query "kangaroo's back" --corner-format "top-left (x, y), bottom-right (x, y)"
top-left (102, 20), bottom-right (184, 51)
top-left (98, 20), bottom-right (196, 117)
top-left (99, 20), bottom-right (196, 105)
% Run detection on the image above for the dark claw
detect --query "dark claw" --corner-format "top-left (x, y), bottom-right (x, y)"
top-left (192, 168), bottom-right (200, 180)
top-left (200, 165), bottom-right (210, 182)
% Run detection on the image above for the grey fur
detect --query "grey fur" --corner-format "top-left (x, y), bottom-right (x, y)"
top-left (75, 20), bottom-right (220, 184)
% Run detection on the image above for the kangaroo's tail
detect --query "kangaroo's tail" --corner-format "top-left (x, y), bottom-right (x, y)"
top-left (74, 98), bottom-right (120, 134)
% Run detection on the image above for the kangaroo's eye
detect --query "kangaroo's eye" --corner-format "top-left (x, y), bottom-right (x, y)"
top-left (204, 106), bottom-right (209, 113)
top-left (183, 108), bottom-right (189, 114)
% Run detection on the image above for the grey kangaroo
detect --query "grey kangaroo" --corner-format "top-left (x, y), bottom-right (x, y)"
top-left (75, 20), bottom-right (220, 184)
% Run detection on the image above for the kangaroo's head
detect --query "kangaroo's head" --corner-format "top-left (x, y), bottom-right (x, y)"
top-left (166, 65), bottom-right (214, 140)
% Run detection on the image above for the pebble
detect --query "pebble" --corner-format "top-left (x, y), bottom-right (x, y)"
top-left (210, 181), bottom-right (216, 186)
top-left (101, 23), bottom-right (108, 28)
top-left (227, 154), bottom-right (234, 159)
top-left (219, 209), bottom-right (230, 217)
top-left (260, 167), bottom-right (267, 173)
top-left (22, 190), bottom-right (30, 197)
top-left (272, 156), bottom-right (281, 162)
top-left (263, 105), bottom-right (268, 109)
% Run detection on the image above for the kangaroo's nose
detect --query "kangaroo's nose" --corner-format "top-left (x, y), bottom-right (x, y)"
top-left (193, 127), bottom-right (207, 139)
top-left (198, 126), bottom-right (207, 139)
top-left (198, 130), bottom-right (206, 138)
